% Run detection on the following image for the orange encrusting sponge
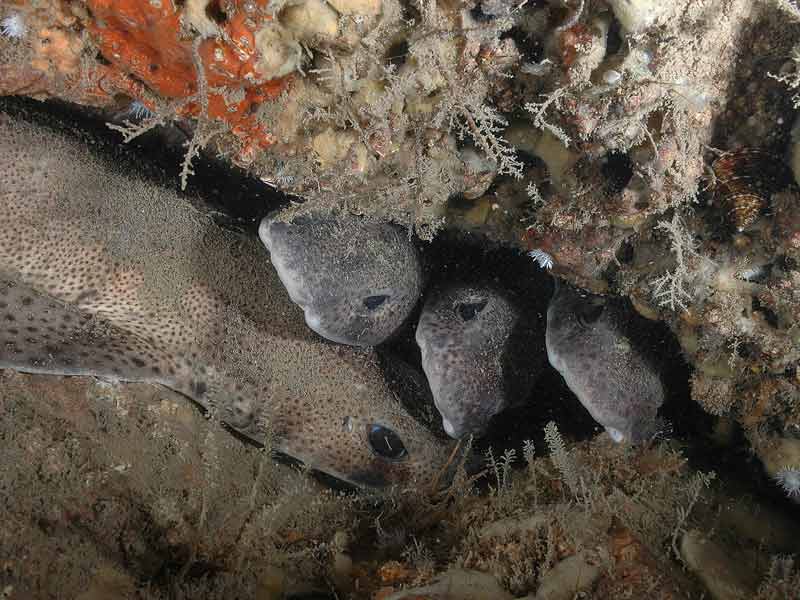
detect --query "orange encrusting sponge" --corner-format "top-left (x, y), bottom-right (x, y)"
top-left (86, 0), bottom-right (289, 159)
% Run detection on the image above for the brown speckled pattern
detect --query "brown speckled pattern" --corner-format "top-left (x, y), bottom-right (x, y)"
top-left (415, 284), bottom-right (535, 438)
top-left (0, 112), bottom-right (453, 488)
top-left (545, 283), bottom-right (665, 443)
top-left (259, 213), bottom-right (423, 347)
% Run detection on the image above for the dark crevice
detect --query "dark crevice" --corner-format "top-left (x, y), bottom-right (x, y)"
top-left (469, 4), bottom-right (496, 22)
top-left (605, 16), bottom-right (623, 56)
top-left (501, 26), bottom-right (544, 65)
top-left (205, 0), bottom-right (227, 24)
top-left (385, 39), bottom-right (409, 69)
top-left (753, 297), bottom-right (780, 329)
top-left (601, 150), bottom-right (634, 195)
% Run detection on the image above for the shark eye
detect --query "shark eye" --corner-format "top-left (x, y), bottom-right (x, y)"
top-left (367, 424), bottom-right (408, 461)
top-left (456, 299), bottom-right (488, 321)
top-left (578, 302), bottom-right (604, 327)
top-left (363, 295), bottom-right (389, 310)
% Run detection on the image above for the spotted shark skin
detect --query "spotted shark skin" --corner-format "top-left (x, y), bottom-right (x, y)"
top-left (415, 283), bottom-right (541, 439)
top-left (258, 213), bottom-right (423, 348)
top-left (0, 111), bottom-right (455, 489)
top-left (545, 281), bottom-right (665, 443)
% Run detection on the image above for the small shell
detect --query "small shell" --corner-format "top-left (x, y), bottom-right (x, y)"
top-left (711, 149), bottom-right (791, 232)
top-left (726, 192), bottom-right (764, 232)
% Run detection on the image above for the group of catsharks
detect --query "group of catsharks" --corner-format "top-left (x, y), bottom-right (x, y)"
top-left (0, 110), bottom-right (665, 489)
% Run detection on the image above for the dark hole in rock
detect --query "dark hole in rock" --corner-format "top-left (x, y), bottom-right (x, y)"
top-left (602, 151), bottom-right (634, 195)
top-left (501, 26), bottom-right (544, 65)
top-left (777, 254), bottom-right (797, 271)
top-left (95, 53), bottom-right (112, 67)
top-left (470, 4), bottom-right (495, 22)
top-left (386, 39), bottom-right (409, 69)
top-left (616, 239), bottom-right (635, 264)
top-left (205, 0), bottom-right (227, 23)
top-left (752, 296), bottom-right (780, 328)
top-left (737, 341), bottom-right (756, 359)
top-left (606, 17), bottom-right (624, 55)
top-left (515, 148), bottom-right (549, 170)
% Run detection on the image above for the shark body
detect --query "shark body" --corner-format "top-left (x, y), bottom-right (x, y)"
top-left (0, 111), bottom-right (454, 488)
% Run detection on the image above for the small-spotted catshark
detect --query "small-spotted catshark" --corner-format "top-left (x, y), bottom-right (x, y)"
top-left (415, 283), bottom-right (542, 438)
top-left (546, 281), bottom-right (665, 443)
top-left (0, 110), bottom-right (456, 489)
